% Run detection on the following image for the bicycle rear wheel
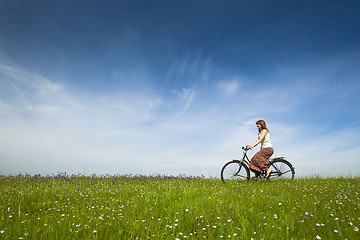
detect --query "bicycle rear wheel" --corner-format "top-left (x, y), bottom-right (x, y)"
top-left (269, 158), bottom-right (295, 180)
top-left (221, 160), bottom-right (250, 183)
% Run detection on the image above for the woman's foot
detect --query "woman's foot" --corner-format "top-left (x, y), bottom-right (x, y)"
top-left (250, 176), bottom-right (258, 180)
top-left (265, 169), bottom-right (272, 179)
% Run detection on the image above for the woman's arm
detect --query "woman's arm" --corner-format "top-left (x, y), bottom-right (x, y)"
top-left (248, 129), bottom-right (267, 149)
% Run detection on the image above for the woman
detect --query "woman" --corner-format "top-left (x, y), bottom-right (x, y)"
top-left (248, 120), bottom-right (273, 179)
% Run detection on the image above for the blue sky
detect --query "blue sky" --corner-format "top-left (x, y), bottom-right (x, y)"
top-left (1, 0), bottom-right (360, 177)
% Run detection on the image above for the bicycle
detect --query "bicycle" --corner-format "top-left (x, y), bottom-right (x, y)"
top-left (221, 146), bottom-right (295, 183)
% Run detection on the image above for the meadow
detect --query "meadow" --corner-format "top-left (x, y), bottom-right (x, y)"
top-left (0, 174), bottom-right (359, 240)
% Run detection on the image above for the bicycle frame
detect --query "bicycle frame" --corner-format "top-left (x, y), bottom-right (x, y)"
top-left (240, 148), bottom-right (290, 177)
top-left (240, 149), bottom-right (251, 166)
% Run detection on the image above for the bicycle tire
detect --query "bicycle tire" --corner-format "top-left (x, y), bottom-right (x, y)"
top-left (269, 158), bottom-right (295, 180)
top-left (221, 160), bottom-right (250, 183)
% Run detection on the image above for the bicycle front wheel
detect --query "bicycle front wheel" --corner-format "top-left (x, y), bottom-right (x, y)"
top-left (269, 158), bottom-right (295, 180)
top-left (221, 160), bottom-right (250, 183)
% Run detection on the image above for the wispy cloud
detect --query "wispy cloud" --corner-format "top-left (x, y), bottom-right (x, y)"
top-left (1, 62), bottom-right (359, 177)
top-left (164, 53), bottom-right (212, 88)
top-left (216, 78), bottom-right (240, 96)
top-left (169, 87), bottom-right (197, 121)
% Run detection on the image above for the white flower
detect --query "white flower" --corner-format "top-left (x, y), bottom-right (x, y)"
top-left (355, 227), bottom-right (359, 232)
top-left (279, 203), bottom-right (282, 205)
top-left (0, 231), bottom-right (4, 234)
top-left (93, 230), bottom-right (97, 233)
top-left (334, 230), bottom-right (339, 233)
top-left (316, 235), bottom-right (321, 239)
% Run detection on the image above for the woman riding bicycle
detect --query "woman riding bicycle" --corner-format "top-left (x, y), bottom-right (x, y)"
top-left (248, 120), bottom-right (273, 179)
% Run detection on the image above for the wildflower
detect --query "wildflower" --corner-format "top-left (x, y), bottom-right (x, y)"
top-left (93, 230), bottom-right (97, 233)
top-left (334, 230), bottom-right (339, 233)
top-left (279, 203), bottom-right (282, 206)
top-left (316, 235), bottom-right (321, 239)
top-left (355, 227), bottom-right (359, 232)
top-left (0, 231), bottom-right (4, 234)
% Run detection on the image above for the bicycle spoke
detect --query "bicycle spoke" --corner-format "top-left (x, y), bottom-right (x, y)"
top-left (221, 161), bottom-right (250, 183)
top-left (269, 159), bottom-right (295, 180)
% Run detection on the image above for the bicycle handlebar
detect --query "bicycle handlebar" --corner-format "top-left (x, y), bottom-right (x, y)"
top-left (242, 145), bottom-right (250, 151)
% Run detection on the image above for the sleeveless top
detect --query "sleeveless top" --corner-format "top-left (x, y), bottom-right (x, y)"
top-left (259, 130), bottom-right (273, 149)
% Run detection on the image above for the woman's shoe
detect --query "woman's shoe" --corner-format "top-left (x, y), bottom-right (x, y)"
top-left (250, 176), bottom-right (258, 180)
top-left (265, 170), bottom-right (272, 179)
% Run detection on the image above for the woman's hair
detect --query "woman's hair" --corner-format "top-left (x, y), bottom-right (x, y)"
top-left (256, 120), bottom-right (269, 133)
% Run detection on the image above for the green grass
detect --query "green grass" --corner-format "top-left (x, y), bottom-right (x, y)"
top-left (1, 174), bottom-right (359, 239)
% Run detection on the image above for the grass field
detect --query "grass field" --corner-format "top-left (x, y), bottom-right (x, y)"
top-left (1, 174), bottom-right (359, 239)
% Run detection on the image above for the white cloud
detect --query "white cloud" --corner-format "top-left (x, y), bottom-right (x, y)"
top-left (216, 79), bottom-right (240, 96)
top-left (0, 64), bottom-right (359, 177)
top-left (170, 87), bottom-right (197, 121)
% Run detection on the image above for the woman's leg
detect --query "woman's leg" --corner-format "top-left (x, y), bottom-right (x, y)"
top-left (249, 148), bottom-right (274, 174)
